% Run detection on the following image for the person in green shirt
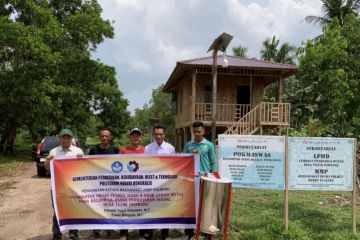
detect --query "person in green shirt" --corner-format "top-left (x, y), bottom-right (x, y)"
top-left (182, 121), bottom-right (219, 240)
top-left (183, 121), bottom-right (219, 176)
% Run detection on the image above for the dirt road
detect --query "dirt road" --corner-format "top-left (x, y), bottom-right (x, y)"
top-left (0, 161), bottom-right (54, 240)
top-left (0, 162), bottom-right (108, 240)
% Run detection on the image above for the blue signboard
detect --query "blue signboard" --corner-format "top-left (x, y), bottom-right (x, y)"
top-left (219, 135), bottom-right (285, 190)
top-left (288, 137), bottom-right (355, 191)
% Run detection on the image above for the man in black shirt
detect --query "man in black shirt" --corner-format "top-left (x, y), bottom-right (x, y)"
top-left (88, 128), bottom-right (119, 155)
top-left (88, 128), bottom-right (120, 239)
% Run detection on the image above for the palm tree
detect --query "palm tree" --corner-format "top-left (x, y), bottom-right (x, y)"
top-left (232, 45), bottom-right (248, 57)
top-left (260, 36), bottom-right (296, 64)
top-left (305, 0), bottom-right (360, 26)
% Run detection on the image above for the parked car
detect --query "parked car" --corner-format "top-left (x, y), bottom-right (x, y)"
top-left (36, 136), bottom-right (79, 177)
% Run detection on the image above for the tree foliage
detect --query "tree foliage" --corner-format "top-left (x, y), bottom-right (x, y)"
top-left (305, 0), bottom-right (360, 26)
top-left (0, 0), bottom-right (129, 153)
top-left (260, 36), bottom-right (296, 64)
top-left (232, 45), bottom-right (248, 58)
top-left (285, 15), bottom-right (360, 137)
top-left (129, 85), bottom-right (175, 146)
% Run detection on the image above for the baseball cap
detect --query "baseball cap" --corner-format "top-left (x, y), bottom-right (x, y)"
top-left (59, 128), bottom-right (74, 137)
top-left (130, 128), bottom-right (142, 135)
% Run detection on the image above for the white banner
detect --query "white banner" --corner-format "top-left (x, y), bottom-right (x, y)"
top-left (219, 135), bottom-right (285, 190)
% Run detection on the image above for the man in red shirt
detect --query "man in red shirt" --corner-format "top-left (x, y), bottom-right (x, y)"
top-left (119, 128), bottom-right (146, 240)
top-left (119, 128), bottom-right (145, 154)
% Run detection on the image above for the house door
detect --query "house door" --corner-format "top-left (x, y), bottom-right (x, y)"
top-left (236, 85), bottom-right (250, 119)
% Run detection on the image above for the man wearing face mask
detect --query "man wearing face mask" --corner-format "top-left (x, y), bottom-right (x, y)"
top-left (44, 129), bottom-right (84, 240)
top-left (88, 128), bottom-right (119, 239)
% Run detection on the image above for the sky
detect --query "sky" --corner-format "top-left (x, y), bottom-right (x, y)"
top-left (93, 0), bottom-right (323, 114)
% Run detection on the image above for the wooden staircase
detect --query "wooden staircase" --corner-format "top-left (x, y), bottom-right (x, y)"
top-left (223, 102), bottom-right (291, 135)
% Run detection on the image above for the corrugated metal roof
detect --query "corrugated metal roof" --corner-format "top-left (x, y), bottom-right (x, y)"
top-left (163, 55), bottom-right (298, 92)
top-left (179, 55), bottom-right (297, 70)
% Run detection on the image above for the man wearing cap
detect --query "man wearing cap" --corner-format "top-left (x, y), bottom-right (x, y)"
top-left (44, 129), bottom-right (84, 240)
top-left (88, 128), bottom-right (119, 239)
top-left (120, 128), bottom-right (145, 154)
top-left (119, 128), bottom-right (145, 240)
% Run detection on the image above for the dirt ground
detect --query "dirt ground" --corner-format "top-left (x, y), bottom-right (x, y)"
top-left (0, 161), bottom-right (54, 240)
top-left (0, 161), bottom-right (184, 240)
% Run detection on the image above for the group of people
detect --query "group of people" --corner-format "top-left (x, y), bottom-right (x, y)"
top-left (45, 121), bottom-right (219, 240)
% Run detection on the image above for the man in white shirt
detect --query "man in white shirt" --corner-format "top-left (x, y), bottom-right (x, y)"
top-left (142, 125), bottom-right (175, 240)
top-left (44, 128), bottom-right (84, 240)
top-left (144, 126), bottom-right (175, 155)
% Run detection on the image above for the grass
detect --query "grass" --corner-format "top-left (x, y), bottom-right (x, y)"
top-left (221, 189), bottom-right (360, 240)
top-left (0, 145), bottom-right (31, 178)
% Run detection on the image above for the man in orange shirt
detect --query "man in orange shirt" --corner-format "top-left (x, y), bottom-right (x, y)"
top-left (119, 128), bottom-right (145, 154)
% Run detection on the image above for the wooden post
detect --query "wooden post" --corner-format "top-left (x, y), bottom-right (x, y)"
top-left (352, 140), bottom-right (357, 233)
top-left (183, 128), bottom-right (187, 149)
top-left (278, 76), bottom-right (283, 103)
top-left (175, 129), bottom-right (178, 152)
top-left (250, 75), bottom-right (253, 109)
top-left (211, 48), bottom-right (218, 144)
top-left (284, 135), bottom-right (289, 230)
top-left (191, 69), bottom-right (196, 122)
top-left (191, 69), bottom-right (196, 140)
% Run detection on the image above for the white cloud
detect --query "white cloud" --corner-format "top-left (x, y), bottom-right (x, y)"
top-left (127, 59), bottom-right (151, 73)
top-left (95, 0), bottom-right (323, 114)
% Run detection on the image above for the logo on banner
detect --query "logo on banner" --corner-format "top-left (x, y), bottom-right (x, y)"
top-left (111, 161), bottom-right (123, 173)
top-left (127, 161), bottom-right (140, 172)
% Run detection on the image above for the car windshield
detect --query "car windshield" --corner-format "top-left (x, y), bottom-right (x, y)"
top-left (42, 136), bottom-right (60, 151)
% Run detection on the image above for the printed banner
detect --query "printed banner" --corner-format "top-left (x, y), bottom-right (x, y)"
top-left (289, 137), bottom-right (355, 191)
top-left (51, 154), bottom-right (200, 231)
top-left (218, 135), bottom-right (285, 190)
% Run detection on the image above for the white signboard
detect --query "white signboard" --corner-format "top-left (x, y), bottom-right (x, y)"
top-left (288, 137), bottom-right (355, 191)
top-left (219, 135), bottom-right (285, 190)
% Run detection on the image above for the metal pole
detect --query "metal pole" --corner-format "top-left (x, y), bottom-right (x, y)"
top-left (211, 49), bottom-right (218, 144)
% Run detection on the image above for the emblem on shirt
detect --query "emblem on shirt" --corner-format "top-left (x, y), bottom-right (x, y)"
top-left (111, 161), bottom-right (123, 173)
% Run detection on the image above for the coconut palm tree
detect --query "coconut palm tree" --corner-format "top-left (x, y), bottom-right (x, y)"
top-left (260, 36), bottom-right (296, 64)
top-left (305, 0), bottom-right (360, 26)
top-left (232, 45), bottom-right (248, 57)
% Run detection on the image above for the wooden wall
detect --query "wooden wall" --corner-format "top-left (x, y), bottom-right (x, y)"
top-left (195, 74), bottom-right (251, 104)
top-left (174, 71), bottom-right (268, 128)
